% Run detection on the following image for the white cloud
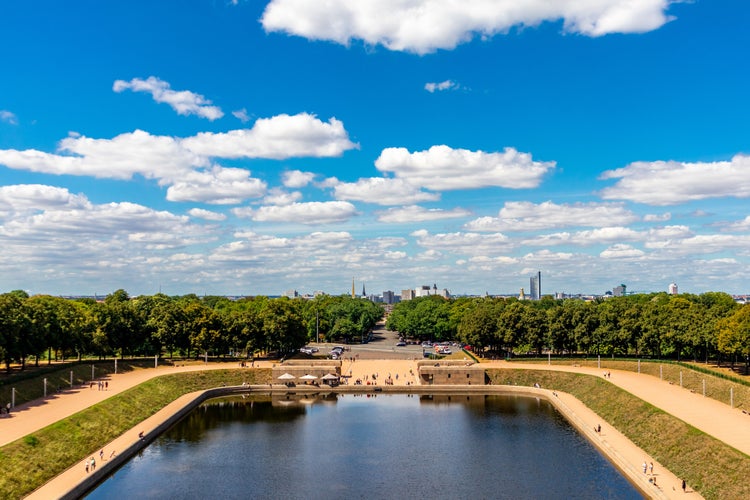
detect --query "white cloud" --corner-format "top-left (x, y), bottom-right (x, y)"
top-left (522, 226), bottom-right (643, 247)
top-left (377, 205), bottom-right (471, 223)
top-left (721, 215), bottom-right (750, 232)
top-left (166, 166), bottom-right (267, 204)
top-left (411, 229), bottom-right (513, 256)
top-left (0, 184), bottom-right (89, 216)
top-left (643, 212), bottom-right (671, 222)
top-left (600, 244), bottom-right (646, 259)
top-left (261, 0), bottom-right (677, 54)
top-left (600, 154), bottom-right (750, 205)
top-left (329, 177), bottom-right (440, 205)
top-left (232, 108), bottom-right (251, 123)
top-left (282, 169), bottom-right (315, 188)
top-left (181, 113), bottom-right (358, 159)
top-left (375, 145), bottom-right (554, 191)
top-left (263, 188), bottom-right (302, 206)
top-left (233, 201), bottom-right (358, 224)
top-left (188, 208), bottom-right (227, 221)
top-left (464, 200), bottom-right (636, 232)
top-left (425, 80), bottom-right (459, 93)
top-left (0, 113), bottom-right (356, 204)
top-left (1, 110), bottom-right (18, 125)
top-left (113, 76), bottom-right (224, 120)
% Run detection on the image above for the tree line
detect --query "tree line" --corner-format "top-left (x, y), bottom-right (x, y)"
top-left (386, 292), bottom-right (750, 368)
top-left (0, 290), bottom-right (382, 373)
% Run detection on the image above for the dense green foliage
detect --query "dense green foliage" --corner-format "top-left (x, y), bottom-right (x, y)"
top-left (0, 290), bottom-right (382, 371)
top-left (387, 292), bottom-right (749, 367)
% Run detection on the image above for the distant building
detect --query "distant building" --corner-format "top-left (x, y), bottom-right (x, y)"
top-left (613, 284), bottom-right (627, 297)
top-left (401, 289), bottom-right (416, 301)
top-left (529, 271), bottom-right (541, 300)
top-left (283, 289), bottom-right (298, 299)
top-left (668, 282), bottom-right (678, 295)
top-left (382, 290), bottom-right (396, 304)
top-left (414, 285), bottom-right (432, 297)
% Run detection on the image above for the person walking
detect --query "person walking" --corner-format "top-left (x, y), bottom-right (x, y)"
top-left (682, 479), bottom-right (686, 492)
top-left (649, 462), bottom-right (654, 474)
top-left (642, 461), bottom-right (647, 474)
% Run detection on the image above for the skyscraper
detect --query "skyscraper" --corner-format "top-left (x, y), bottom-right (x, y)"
top-left (530, 271), bottom-right (541, 300)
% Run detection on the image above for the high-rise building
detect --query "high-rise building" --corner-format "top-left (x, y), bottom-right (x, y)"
top-left (613, 284), bottom-right (626, 297)
top-left (529, 271), bottom-right (541, 300)
top-left (382, 290), bottom-right (395, 304)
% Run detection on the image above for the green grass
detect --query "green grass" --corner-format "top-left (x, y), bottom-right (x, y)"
top-left (508, 358), bottom-right (750, 411)
top-left (488, 369), bottom-right (750, 500)
top-left (0, 368), bottom-right (271, 498)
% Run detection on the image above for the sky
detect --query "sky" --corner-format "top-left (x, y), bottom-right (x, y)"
top-left (1, 0), bottom-right (749, 298)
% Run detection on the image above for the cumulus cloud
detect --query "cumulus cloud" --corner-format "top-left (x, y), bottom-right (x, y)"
top-left (0, 110), bottom-right (18, 125)
top-left (600, 154), bottom-right (750, 205)
top-left (0, 184), bottom-right (89, 216)
top-left (233, 201), bottom-right (358, 224)
top-left (375, 145), bottom-right (554, 191)
top-left (166, 166), bottom-right (266, 204)
top-left (181, 113), bottom-right (358, 159)
top-left (425, 80), bottom-right (459, 93)
top-left (464, 201), bottom-right (636, 232)
top-left (329, 177), bottom-right (440, 205)
top-left (113, 76), bottom-right (224, 120)
top-left (188, 208), bottom-right (227, 221)
top-left (0, 113), bottom-right (356, 204)
top-left (261, 0), bottom-right (677, 54)
top-left (522, 226), bottom-right (643, 246)
top-left (282, 170), bottom-right (315, 188)
top-left (263, 188), bottom-right (303, 206)
top-left (600, 244), bottom-right (646, 259)
top-left (377, 205), bottom-right (471, 223)
top-left (411, 229), bottom-right (513, 256)
top-left (643, 212), bottom-right (671, 222)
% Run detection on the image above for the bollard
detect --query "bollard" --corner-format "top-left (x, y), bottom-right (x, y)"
top-left (702, 379), bottom-right (706, 397)
top-left (680, 371), bottom-right (683, 388)
top-left (115, 358), bottom-right (118, 374)
top-left (12, 388), bottom-right (15, 408)
top-left (659, 365), bottom-right (663, 380)
top-left (548, 351), bottom-right (551, 366)
top-left (597, 355), bottom-right (601, 369)
top-left (70, 370), bottom-right (74, 388)
top-left (91, 364), bottom-right (95, 382)
top-left (730, 387), bottom-right (734, 409)
top-left (154, 354), bottom-right (158, 368)
top-left (44, 378), bottom-right (48, 398)
top-left (638, 359), bottom-right (641, 374)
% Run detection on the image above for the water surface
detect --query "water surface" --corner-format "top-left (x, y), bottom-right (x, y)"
top-left (87, 393), bottom-right (641, 499)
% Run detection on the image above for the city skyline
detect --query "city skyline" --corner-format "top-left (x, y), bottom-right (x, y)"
top-left (2, 1), bottom-right (750, 297)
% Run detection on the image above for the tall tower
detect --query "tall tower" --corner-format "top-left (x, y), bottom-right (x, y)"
top-left (530, 271), bottom-right (541, 300)
top-left (351, 277), bottom-right (356, 298)
top-left (668, 282), bottom-right (678, 295)
top-left (362, 283), bottom-right (366, 297)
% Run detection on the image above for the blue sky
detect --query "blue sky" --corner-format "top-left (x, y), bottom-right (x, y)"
top-left (1, 0), bottom-right (749, 297)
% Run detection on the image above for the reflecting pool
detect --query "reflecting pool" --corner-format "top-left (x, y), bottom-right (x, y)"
top-left (86, 393), bottom-right (641, 499)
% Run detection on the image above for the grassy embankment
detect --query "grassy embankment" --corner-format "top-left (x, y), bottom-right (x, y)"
top-left (487, 369), bottom-right (750, 500)
top-left (0, 368), bottom-right (271, 498)
top-left (505, 357), bottom-right (750, 410)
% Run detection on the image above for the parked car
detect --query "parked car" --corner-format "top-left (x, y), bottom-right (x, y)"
top-left (396, 341), bottom-right (406, 346)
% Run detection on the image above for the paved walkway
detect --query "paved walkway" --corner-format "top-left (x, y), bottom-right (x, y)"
top-left (4, 358), bottom-right (747, 498)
